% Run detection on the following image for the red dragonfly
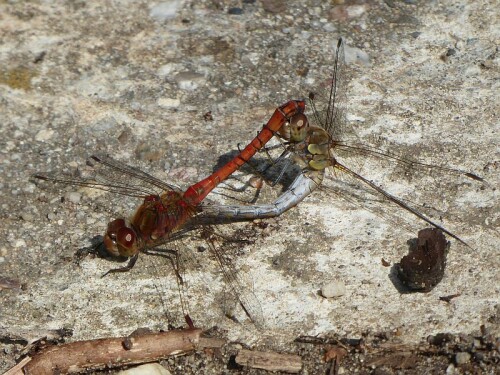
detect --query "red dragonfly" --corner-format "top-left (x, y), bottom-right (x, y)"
top-left (34, 99), bottom-right (306, 325)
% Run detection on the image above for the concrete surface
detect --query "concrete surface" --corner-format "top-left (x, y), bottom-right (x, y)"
top-left (1, 0), bottom-right (498, 373)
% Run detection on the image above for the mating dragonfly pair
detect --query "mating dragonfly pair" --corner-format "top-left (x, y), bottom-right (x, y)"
top-left (34, 39), bottom-right (483, 326)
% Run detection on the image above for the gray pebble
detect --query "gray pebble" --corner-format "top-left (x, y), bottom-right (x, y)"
top-left (455, 352), bottom-right (471, 365)
top-left (64, 191), bottom-right (81, 204)
top-left (321, 280), bottom-right (346, 298)
top-left (35, 129), bottom-right (54, 141)
top-left (21, 213), bottom-right (34, 222)
top-left (344, 45), bottom-right (371, 66)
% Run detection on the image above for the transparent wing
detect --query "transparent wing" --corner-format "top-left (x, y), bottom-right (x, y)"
top-left (308, 38), bottom-right (349, 142)
top-left (148, 224), bottom-right (265, 327)
top-left (202, 228), bottom-right (265, 327)
top-left (33, 154), bottom-right (183, 198)
top-left (333, 141), bottom-right (483, 182)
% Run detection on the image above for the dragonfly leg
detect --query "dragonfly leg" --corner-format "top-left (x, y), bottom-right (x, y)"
top-left (143, 249), bottom-right (185, 285)
top-left (206, 228), bottom-right (252, 245)
top-left (101, 253), bottom-right (139, 277)
top-left (184, 314), bottom-right (195, 329)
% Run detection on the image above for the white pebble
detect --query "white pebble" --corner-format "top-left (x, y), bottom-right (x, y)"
top-left (118, 363), bottom-right (171, 375)
top-left (321, 280), bottom-right (346, 298)
top-left (14, 239), bottom-right (26, 248)
top-left (157, 63), bottom-right (181, 77)
top-left (157, 97), bottom-right (180, 108)
top-left (149, 1), bottom-right (181, 21)
top-left (344, 45), bottom-right (371, 66)
top-left (177, 79), bottom-right (199, 91)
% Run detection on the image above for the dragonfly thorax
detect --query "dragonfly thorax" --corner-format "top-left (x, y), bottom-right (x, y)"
top-left (103, 218), bottom-right (141, 257)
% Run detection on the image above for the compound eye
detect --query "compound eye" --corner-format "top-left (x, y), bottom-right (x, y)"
top-left (107, 218), bottom-right (126, 235)
top-left (289, 113), bottom-right (309, 142)
top-left (290, 113), bottom-right (308, 128)
top-left (117, 227), bottom-right (136, 248)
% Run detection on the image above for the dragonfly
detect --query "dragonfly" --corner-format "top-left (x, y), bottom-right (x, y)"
top-left (33, 99), bottom-right (306, 326)
top-left (201, 38), bottom-right (483, 246)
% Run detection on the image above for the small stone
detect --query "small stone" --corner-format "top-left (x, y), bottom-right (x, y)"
top-left (21, 213), bottom-right (34, 222)
top-left (157, 97), bottom-right (180, 108)
top-left (427, 333), bottom-right (454, 346)
top-left (14, 239), bottom-right (26, 248)
top-left (149, 1), bottom-right (181, 22)
top-left (473, 352), bottom-right (484, 361)
top-left (345, 4), bottom-right (367, 18)
top-left (118, 363), bottom-right (171, 374)
top-left (91, 116), bottom-right (118, 133)
top-left (35, 129), bottom-right (54, 141)
top-left (455, 352), bottom-right (471, 365)
top-left (175, 71), bottom-right (205, 91)
top-left (321, 280), bottom-right (346, 298)
top-left (446, 48), bottom-right (456, 57)
top-left (117, 129), bottom-right (131, 144)
top-left (228, 7), bottom-right (243, 15)
top-left (157, 63), bottom-right (179, 77)
top-left (344, 45), bottom-right (370, 66)
top-left (64, 191), bottom-right (81, 204)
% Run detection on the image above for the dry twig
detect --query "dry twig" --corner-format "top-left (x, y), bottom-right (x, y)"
top-left (235, 349), bottom-right (302, 373)
top-left (17, 328), bottom-right (208, 374)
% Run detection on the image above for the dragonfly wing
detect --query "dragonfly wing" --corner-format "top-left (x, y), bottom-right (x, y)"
top-left (88, 154), bottom-right (183, 193)
top-left (316, 156), bottom-right (476, 247)
top-left (308, 38), bottom-right (350, 142)
top-left (334, 141), bottom-right (483, 182)
top-left (33, 154), bottom-right (182, 198)
top-left (203, 229), bottom-right (265, 327)
top-left (147, 225), bottom-right (265, 327)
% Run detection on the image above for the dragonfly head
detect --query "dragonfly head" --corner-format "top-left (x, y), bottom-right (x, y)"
top-left (289, 113), bottom-right (309, 142)
top-left (103, 218), bottom-right (140, 257)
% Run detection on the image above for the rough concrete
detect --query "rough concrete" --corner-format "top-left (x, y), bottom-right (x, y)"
top-left (1, 0), bottom-right (498, 373)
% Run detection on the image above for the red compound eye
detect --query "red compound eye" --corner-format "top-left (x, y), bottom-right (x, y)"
top-left (107, 218), bottom-right (126, 234)
top-left (117, 227), bottom-right (135, 248)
